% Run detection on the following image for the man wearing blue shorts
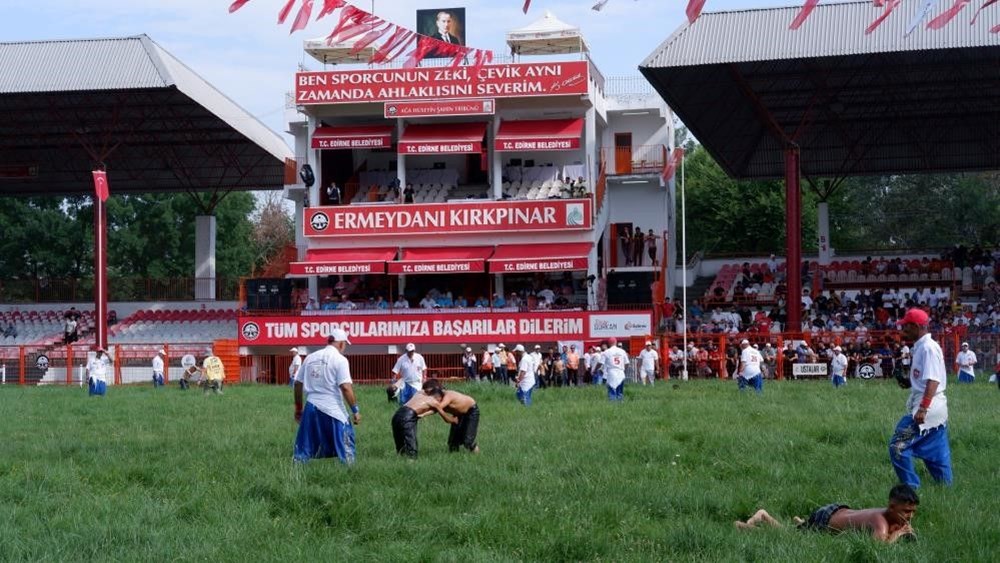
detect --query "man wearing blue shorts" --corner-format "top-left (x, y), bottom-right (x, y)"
top-left (293, 328), bottom-right (360, 464)
top-left (391, 343), bottom-right (426, 405)
top-left (889, 308), bottom-right (952, 488)
top-left (830, 345), bottom-right (848, 388)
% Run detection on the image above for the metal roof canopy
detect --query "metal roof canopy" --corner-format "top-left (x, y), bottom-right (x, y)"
top-left (0, 35), bottom-right (292, 197)
top-left (639, 1), bottom-right (1000, 180)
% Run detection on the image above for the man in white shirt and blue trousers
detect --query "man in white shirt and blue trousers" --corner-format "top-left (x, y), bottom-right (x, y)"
top-left (889, 309), bottom-right (952, 488)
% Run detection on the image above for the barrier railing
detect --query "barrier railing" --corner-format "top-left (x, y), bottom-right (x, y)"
top-left (602, 144), bottom-right (667, 176)
top-left (6, 331), bottom-right (991, 387)
top-left (0, 342), bottom-right (223, 386)
top-left (0, 277), bottom-right (241, 303)
top-left (240, 303), bottom-right (653, 317)
top-left (658, 330), bottom-right (997, 382)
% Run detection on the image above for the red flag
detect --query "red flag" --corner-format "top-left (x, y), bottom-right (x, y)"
top-left (523, 0), bottom-right (531, 13)
top-left (660, 148), bottom-right (685, 183)
top-left (790, 0), bottom-right (822, 30)
top-left (349, 22), bottom-right (393, 54)
top-left (866, 0), bottom-right (901, 33)
top-left (277, 0), bottom-right (296, 24)
top-left (317, 0), bottom-right (347, 19)
top-left (92, 170), bottom-right (110, 203)
top-left (992, 23), bottom-right (1000, 32)
top-left (370, 27), bottom-right (415, 64)
top-left (289, 0), bottom-right (313, 33)
top-left (927, 0), bottom-right (971, 29)
top-left (686, 0), bottom-right (707, 23)
top-left (228, 0), bottom-right (252, 13)
top-left (971, 0), bottom-right (999, 23)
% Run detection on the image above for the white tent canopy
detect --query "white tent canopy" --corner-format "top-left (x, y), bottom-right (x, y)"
top-left (506, 10), bottom-right (589, 56)
top-left (304, 36), bottom-right (378, 65)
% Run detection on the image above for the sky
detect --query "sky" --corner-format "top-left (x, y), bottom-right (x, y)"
top-left (1, 0), bottom-right (795, 145)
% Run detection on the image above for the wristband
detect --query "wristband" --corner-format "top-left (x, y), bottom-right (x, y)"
top-left (351, 404), bottom-right (360, 414)
top-left (919, 397), bottom-right (932, 410)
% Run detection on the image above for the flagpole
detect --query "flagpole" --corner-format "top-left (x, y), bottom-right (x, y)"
top-left (681, 151), bottom-right (688, 380)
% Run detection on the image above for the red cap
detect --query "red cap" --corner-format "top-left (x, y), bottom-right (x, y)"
top-left (898, 308), bottom-right (929, 327)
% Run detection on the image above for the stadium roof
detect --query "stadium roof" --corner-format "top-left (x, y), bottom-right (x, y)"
top-left (639, 1), bottom-right (1000, 179)
top-left (0, 35), bottom-right (293, 196)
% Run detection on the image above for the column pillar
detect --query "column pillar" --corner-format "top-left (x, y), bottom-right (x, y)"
top-left (785, 147), bottom-right (802, 333)
top-left (93, 195), bottom-right (108, 349)
top-left (817, 201), bottom-right (832, 266)
top-left (195, 215), bottom-right (217, 300)
top-left (397, 119), bottom-right (407, 190)
top-left (491, 116), bottom-right (503, 199)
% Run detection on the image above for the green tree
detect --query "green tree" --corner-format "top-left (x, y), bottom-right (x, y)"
top-left (680, 146), bottom-right (817, 255)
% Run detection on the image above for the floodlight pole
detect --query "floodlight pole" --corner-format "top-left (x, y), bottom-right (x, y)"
top-left (94, 194), bottom-right (108, 351)
top-left (784, 146), bottom-right (802, 334)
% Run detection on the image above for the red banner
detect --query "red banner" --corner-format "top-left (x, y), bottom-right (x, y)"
top-left (288, 261), bottom-right (385, 275)
top-left (295, 61), bottom-right (589, 105)
top-left (387, 260), bottom-right (485, 275)
top-left (491, 257), bottom-right (588, 273)
top-left (304, 199), bottom-right (592, 237)
top-left (398, 140), bottom-right (479, 155)
top-left (385, 99), bottom-right (495, 118)
top-left (238, 310), bottom-right (652, 346)
top-left (496, 138), bottom-right (580, 152)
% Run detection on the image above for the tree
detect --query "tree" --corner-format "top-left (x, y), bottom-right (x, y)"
top-left (250, 191), bottom-right (295, 273)
top-left (0, 191), bottom-right (260, 282)
top-left (680, 146), bottom-right (817, 255)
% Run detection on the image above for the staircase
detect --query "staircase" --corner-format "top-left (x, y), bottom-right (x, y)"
top-left (674, 275), bottom-right (715, 302)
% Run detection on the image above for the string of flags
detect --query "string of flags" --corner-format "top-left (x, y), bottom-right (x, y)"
top-left (229, 0), bottom-right (495, 68)
top-left (522, 0), bottom-right (999, 33)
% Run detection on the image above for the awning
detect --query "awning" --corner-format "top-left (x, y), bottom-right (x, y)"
top-left (312, 125), bottom-right (394, 150)
top-left (495, 118), bottom-right (584, 152)
top-left (388, 246), bottom-right (494, 275)
top-left (398, 122), bottom-right (487, 155)
top-left (288, 247), bottom-right (397, 276)
top-left (489, 243), bottom-right (591, 273)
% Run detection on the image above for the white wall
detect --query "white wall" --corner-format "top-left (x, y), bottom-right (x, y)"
top-left (603, 113), bottom-right (669, 152)
top-left (608, 181), bottom-right (670, 234)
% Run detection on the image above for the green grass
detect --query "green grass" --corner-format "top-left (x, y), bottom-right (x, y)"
top-left (1, 380), bottom-right (998, 562)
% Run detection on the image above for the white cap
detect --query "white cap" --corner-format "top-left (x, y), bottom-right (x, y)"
top-left (498, 343), bottom-right (505, 348)
top-left (645, 341), bottom-right (653, 346)
top-left (740, 339), bottom-right (749, 346)
top-left (833, 346), bottom-right (842, 352)
top-left (290, 347), bottom-right (298, 354)
top-left (753, 344), bottom-right (759, 349)
top-left (405, 343), bottom-right (416, 352)
top-left (534, 344), bottom-right (541, 349)
top-left (961, 342), bottom-right (969, 347)
top-left (466, 347), bottom-right (472, 352)
top-left (329, 328), bottom-right (351, 344)
top-left (513, 344), bottom-right (526, 352)
top-left (158, 349), bottom-right (166, 355)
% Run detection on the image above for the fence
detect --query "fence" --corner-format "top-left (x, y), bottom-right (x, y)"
top-left (601, 144), bottom-right (667, 176)
top-left (0, 277), bottom-right (241, 303)
top-left (658, 330), bottom-right (1000, 382)
top-left (0, 343), bottom-right (225, 386)
top-left (4, 331), bottom-right (995, 387)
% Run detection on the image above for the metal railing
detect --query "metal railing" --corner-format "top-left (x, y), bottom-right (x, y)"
top-left (240, 303), bottom-right (651, 317)
top-left (0, 277), bottom-right (242, 303)
top-left (604, 76), bottom-right (656, 97)
top-left (602, 144), bottom-right (667, 176)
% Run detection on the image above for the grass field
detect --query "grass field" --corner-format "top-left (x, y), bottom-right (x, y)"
top-left (1, 379), bottom-right (998, 562)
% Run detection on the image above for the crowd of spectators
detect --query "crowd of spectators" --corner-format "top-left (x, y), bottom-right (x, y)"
top-left (296, 276), bottom-right (586, 313)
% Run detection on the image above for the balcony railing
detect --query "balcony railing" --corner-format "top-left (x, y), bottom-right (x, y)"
top-left (602, 144), bottom-right (667, 176)
top-left (0, 278), bottom-right (242, 303)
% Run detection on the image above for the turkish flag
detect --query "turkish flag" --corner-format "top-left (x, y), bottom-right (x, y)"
top-left (92, 170), bottom-right (110, 203)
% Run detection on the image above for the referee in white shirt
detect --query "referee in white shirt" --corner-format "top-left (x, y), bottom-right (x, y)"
top-left (391, 343), bottom-right (427, 405)
top-left (889, 309), bottom-right (952, 488)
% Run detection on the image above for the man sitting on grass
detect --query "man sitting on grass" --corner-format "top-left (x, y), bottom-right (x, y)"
top-left (422, 379), bottom-right (480, 454)
top-left (734, 483), bottom-right (919, 544)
